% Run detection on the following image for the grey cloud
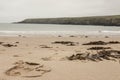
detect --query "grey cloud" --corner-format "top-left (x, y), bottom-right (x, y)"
top-left (0, 0), bottom-right (120, 23)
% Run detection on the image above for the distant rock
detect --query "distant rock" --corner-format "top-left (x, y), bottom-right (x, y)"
top-left (18, 15), bottom-right (120, 26)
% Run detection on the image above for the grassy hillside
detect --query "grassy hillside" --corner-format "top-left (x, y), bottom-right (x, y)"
top-left (18, 15), bottom-right (120, 26)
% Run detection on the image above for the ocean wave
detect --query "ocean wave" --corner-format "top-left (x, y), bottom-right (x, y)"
top-left (101, 31), bottom-right (120, 33)
top-left (0, 30), bottom-right (120, 36)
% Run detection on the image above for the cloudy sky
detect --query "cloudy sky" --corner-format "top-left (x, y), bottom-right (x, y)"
top-left (0, 0), bottom-right (120, 23)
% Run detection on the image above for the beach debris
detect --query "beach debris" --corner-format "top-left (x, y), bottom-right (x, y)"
top-left (105, 36), bottom-right (109, 38)
top-left (25, 62), bottom-right (40, 65)
top-left (69, 35), bottom-right (75, 37)
top-left (52, 41), bottom-right (79, 46)
top-left (39, 45), bottom-right (52, 48)
top-left (108, 41), bottom-right (120, 44)
top-left (99, 50), bottom-right (120, 59)
top-left (68, 53), bottom-right (89, 60)
top-left (13, 55), bottom-right (20, 57)
top-left (67, 50), bottom-right (120, 62)
top-left (83, 41), bottom-right (107, 45)
top-left (85, 36), bottom-right (88, 38)
top-left (83, 41), bottom-right (120, 45)
top-left (15, 42), bottom-right (19, 44)
top-left (5, 60), bottom-right (51, 78)
top-left (2, 44), bottom-right (17, 47)
top-left (87, 47), bottom-right (111, 50)
top-left (58, 35), bottom-right (62, 37)
top-left (0, 42), bottom-right (4, 44)
top-left (18, 35), bottom-right (22, 37)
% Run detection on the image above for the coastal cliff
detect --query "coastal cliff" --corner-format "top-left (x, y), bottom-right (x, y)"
top-left (18, 15), bottom-right (120, 26)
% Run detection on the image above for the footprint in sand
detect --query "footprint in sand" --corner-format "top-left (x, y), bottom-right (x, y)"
top-left (5, 60), bottom-right (51, 78)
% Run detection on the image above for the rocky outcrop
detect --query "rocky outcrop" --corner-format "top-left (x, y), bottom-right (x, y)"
top-left (18, 15), bottom-right (120, 26)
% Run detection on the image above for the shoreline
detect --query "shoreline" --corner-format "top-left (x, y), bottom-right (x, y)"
top-left (0, 31), bottom-right (120, 37)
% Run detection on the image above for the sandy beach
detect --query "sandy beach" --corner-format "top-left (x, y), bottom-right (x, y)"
top-left (0, 35), bottom-right (120, 80)
top-left (0, 0), bottom-right (120, 79)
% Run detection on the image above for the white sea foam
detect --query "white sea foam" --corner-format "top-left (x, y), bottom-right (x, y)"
top-left (0, 30), bottom-right (120, 36)
top-left (101, 30), bottom-right (120, 33)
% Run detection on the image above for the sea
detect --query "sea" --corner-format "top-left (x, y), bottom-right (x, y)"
top-left (0, 23), bottom-right (120, 36)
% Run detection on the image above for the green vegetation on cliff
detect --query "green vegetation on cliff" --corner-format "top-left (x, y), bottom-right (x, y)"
top-left (19, 15), bottom-right (120, 26)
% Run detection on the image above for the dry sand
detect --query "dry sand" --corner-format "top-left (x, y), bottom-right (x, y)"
top-left (0, 35), bottom-right (120, 80)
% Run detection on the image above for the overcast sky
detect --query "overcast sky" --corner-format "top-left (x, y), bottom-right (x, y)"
top-left (0, 0), bottom-right (120, 23)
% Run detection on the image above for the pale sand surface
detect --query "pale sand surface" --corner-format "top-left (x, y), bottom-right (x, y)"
top-left (0, 35), bottom-right (120, 80)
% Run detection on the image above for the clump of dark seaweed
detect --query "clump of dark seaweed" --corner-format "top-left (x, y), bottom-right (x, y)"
top-left (67, 50), bottom-right (120, 62)
top-left (69, 35), bottom-right (76, 37)
top-left (15, 42), bottom-right (19, 44)
top-left (98, 50), bottom-right (120, 59)
top-left (83, 41), bottom-right (107, 45)
top-left (58, 35), bottom-right (62, 37)
top-left (0, 42), bottom-right (4, 44)
top-left (2, 44), bottom-right (17, 47)
top-left (87, 47), bottom-right (111, 50)
top-left (25, 62), bottom-right (40, 65)
top-left (52, 41), bottom-right (78, 46)
top-left (107, 41), bottom-right (120, 44)
top-left (83, 41), bottom-right (120, 45)
top-left (39, 45), bottom-right (52, 48)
